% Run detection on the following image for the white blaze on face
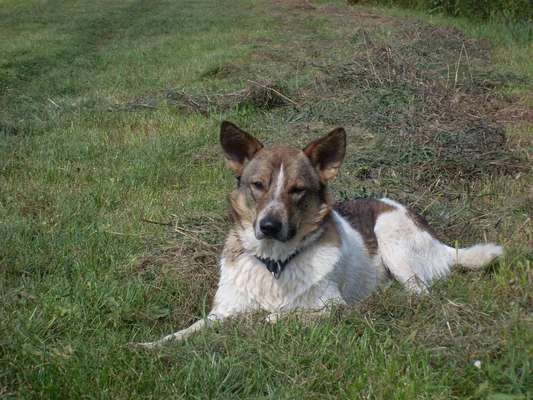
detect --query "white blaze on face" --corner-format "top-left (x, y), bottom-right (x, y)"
top-left (255, 163), bottom-right (289, 240)
top-left (274, 163), bottom-right (285, 200)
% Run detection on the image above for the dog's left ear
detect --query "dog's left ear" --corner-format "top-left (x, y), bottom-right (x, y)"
top-left (303, 127), bottom-right (346, 182)
top-left (220, 121), bottom-right (263, 176)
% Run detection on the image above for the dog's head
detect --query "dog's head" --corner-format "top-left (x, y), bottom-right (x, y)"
top-left (220, 121), bottom-right (346, 244)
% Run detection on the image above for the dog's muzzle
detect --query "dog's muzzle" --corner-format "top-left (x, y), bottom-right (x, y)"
top-left (259, 216), bottom-right (283, 239)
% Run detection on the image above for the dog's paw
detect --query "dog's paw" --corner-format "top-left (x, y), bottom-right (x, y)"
top-left (128, 341), bottom-right (159, 350)
top-left (264, 313), bottom-right (281, 324)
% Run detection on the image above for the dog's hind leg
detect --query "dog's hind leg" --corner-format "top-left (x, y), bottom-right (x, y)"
top-left (376, 248), bottom-right (431, 294)
top-left (374, 203), bottom-right (503, 293)
top-left (375, 209), bottom-right (452, 292)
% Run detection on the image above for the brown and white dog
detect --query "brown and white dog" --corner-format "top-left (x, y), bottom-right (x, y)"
top-left (139, 121), bottom-right (503, 347)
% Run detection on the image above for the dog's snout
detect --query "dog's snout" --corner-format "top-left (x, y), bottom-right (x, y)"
top-left (259, 217), bottom-right (282, 238)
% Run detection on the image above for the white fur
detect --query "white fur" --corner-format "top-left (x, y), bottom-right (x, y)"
top-left (375, 202), bottom-right (450, 292)
top-left (448, 243), bottom-right (503, 269)
top-left (216, 243), bottom-right (342, 312)
top-left (331, 211), bottom-right (387, 302)
top-left (139, 197), bottom-right (503, 347)
top-left (274, 163), bottom-right (284, 198)
top-left (375, 198), bottom-right (503, 292)
top-left (254, 164), bottom-right (288, 240)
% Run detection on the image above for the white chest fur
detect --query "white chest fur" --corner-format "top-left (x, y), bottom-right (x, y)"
top-left (219, 242), bottom-right (341, 312)
top-left (215, 212), bottom-right (384, 315)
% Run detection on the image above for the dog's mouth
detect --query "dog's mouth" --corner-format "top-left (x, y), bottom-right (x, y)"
top-left (254, 221), bottom-right (297, 243)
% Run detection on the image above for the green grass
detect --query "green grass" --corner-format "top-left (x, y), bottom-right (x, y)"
top-left (1, 0), bottom-right (531, 398)
top-left (350, 0), bottom-right (533, 25)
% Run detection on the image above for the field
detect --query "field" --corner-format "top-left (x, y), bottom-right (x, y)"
top-left (0, 0), bottom-right (531, 398)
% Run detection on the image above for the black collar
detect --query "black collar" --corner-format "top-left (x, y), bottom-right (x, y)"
top-left (255, 251), bottom-right (299, 279)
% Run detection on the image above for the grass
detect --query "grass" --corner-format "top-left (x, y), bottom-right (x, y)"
top-left (0, 0), bottom-right (531, 398)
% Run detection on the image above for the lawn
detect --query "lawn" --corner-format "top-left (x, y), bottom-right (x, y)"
top-left (0, 0), bottom-right (531, 398)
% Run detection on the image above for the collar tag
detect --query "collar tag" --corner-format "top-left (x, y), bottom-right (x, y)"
top-left (255, 252), bottom-right (298, 279)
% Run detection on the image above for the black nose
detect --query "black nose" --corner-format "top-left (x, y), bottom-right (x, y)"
top-left (259, 217), bottom-right (282, 238)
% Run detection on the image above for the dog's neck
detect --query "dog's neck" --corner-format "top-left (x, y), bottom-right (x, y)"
top-left (254, 250), bottom-right (301, 279)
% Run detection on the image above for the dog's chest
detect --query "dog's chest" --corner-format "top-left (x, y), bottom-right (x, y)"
top-left (220, 245), bottom-right (341, 312)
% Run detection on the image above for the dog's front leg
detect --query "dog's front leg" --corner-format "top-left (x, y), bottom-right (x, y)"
top-left (136, 279), bottom-right (259, 348)
top-left (265, 294), bottom-right (346, 324)
top-left (265, 308), bottom-right (329, 324)
top-left (136, 313), bottom-right (222, 349)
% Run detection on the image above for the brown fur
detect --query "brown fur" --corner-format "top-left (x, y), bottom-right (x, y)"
top-left (334, 199), bottom-right (395, 255)
top-left (406, 207), bottom-right (440, 240)
top-left (316, 213), bottom-right (342, 248)
top-left (228, 145), bottom-right (330, 241)
top-left (303, 127), bottom-right (346, 183)
top-left (221, 121), bottom-right (346, 248)
top-left (220, 122), bottom-right (432, 260)
top-left (222, 230), bottom-right (245, 264)
top-left (220, 121), bottom-right (263, 176)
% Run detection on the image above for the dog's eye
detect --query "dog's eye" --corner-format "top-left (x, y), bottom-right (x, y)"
top-left (252, 181), bottom-right (264, 191)
top-left (290, 187), bottom-right (306, 196)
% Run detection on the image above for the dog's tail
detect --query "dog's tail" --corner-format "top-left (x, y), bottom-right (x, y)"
top-left (446, 243), bottom-right (503, 269)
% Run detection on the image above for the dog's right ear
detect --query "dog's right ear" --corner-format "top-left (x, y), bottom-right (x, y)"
top-left (220, 121), bottom-right (263, 176)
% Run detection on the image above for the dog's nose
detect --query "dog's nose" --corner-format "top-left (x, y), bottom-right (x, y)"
top-left (259, 217), bottom-right (282, 238)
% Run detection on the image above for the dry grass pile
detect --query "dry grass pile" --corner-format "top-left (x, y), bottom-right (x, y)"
top-left (167, 80), bottom-right (295, 113)
top-left (110, 80), bottom-right (295, 115)
top-left (309, 23), bottom-right (528, 180)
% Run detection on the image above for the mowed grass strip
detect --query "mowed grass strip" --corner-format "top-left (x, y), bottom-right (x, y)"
top-left (1, 0), bottom-right (531, 398)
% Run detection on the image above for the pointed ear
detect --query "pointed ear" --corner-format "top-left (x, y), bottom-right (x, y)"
top-left (220, 121), bottom-right (263, 176)
top-left (303, 127), bottom-right (346, 182)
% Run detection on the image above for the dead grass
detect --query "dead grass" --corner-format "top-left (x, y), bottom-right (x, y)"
top-left (109, 79), bottom-right (296, 115)
top-left (307, 22), bottom-right (528, 182)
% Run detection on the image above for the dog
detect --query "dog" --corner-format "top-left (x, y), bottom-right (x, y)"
top-left (139, 121), bottom-right (503, 347)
